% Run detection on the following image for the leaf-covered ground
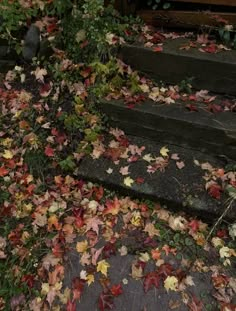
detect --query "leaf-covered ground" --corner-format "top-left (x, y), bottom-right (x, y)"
top-left (0, 28), bottom-right (236, 311)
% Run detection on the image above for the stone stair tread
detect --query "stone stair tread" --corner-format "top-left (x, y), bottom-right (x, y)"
top-left (138, 38), bottom-right (236, 64)
top-left (100, 99), bottom-right (236, 159)
top-left (119, 40), bottom-right (236, 95)
top-left (76, 135), bottom-right (236, 221)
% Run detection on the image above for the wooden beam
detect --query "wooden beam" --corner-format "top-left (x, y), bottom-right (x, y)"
top-left (138, 9), bottom-right (236, 28)
top-left (169, 0), bottom-right (236, 6)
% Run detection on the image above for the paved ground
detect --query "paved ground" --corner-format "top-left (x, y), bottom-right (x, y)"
top-left (64, 250), bottom-right (220, 311)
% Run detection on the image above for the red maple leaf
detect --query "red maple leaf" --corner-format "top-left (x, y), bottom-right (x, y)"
top-left (216, 229), bottom-right (228, 238)
top-left (157, 263), bottom-right (173, 280)
top-left (98, 291), bottom-right (114, 311)
top-left (151, 32), bottom-right (165, 44)
top-left (0, 166), bottom-right (8, 177)
top-left (186, 104), bottom-right (198, 112)
top-left (208, 104), bottom-right (222, 113)
top-left (93, 186), bottom-right (104, 201)
top-left (103, 197), bottom-right (120, 215)
top-left (208, 183), bottom-right (222, 200)
top-left (104, 147), bottom-right (125, 162)
top-left (40, 83), bottom-right (52, 97)
top-left (187, 295), bottom-right (203, 311)
top-left (72, 277), bottom-right (85, 301)
top-left (143, 271), bottom-right (160, 293)
top-left (136, 177), bottom-right (144, 184)
top-left (21, 274), bottom-right (35, 288)
top-left (110, 284), bottom-right (123, 297)
top-left (44, 145), bottom-right (55, 157)
top-left (66, 300), bottom-right (76, 311)
top-left (188, 220), bottom-right (200, 233)
top-left (103, 242), bottom-right (116, 259)
top-left (203, 43), bottom-right (217, 53)
top-left (47, 23), bottom-right (57, 33)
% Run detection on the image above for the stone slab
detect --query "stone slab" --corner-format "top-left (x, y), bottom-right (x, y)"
top-left (119, 39), bottom-right (236, 95)
top-left (100, 100), bottom-right (236, 159)
top-left (76, 135), bottom-right (236, 221)
top-left (64, 251), bottom-right (220, 311)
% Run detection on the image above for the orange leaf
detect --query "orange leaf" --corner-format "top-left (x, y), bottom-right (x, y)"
top-left (48, 214), bottom-right (62, 231)
top-left (153, 46), bottom-right (163, 52)
top-left (0, 166), bottom-right (8, 177)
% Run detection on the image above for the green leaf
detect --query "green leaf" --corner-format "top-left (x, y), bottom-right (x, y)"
top-left (223, 31), bottom-right (231, 43)
top-left (185, 238), bottom-right (193, 246)
top-left (218, 28), bottom-right (225, 39)
top-left (226, 185), bottom-right (236, 199)
top-left (162, 2), bottom-right (171, 9)
top-left (176, 253), bottom-right (182, 260)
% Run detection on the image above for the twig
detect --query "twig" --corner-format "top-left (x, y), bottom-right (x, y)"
top-left (206, 198), bottom-right (234, 241)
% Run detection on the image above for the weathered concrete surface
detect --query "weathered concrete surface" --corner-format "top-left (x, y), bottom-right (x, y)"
top-left (76, 135), bottom-right (236, 221)
top-left (120, 38), bottom-right (236, 95)
top-left (64, 251), bottom-right (219, 311)
top-left (100, 100), bottom-right (236, 159)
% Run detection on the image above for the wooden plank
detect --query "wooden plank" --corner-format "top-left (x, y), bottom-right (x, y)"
top-left (169, 0), bottom-right (236, 6)
top-left (138, 9), bottom-right (236, 28)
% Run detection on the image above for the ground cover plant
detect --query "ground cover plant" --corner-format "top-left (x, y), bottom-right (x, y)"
top-left (0, 1), bottom-right (236, 310)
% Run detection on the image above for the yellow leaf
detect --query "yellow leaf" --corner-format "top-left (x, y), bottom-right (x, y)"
top-left (164, 276), bottom-right (179, 292)
top-left (97, 259), bottom-right (110, 277)
top-left (160, 146), bottom-right (169, 157)
top-left (87, 274), bottom-right (95, 286)
top-left (41, 283), bottom-right (50, 295)
top-left (131, 262), bottom-right (143, 279)
top-left (211, 237), bottom-right (224, 248)
top-left (131, 211), bottom-right (141, 227)
top-left (123, 176), bottom-right (134, 187)
top-left (1, 138), bottom-right (13, 147)
top-left (2, 149), bottom-right (13, 159)
top-left (219, 246), bottom-right (236, 258)
top-left (76, 240), bottom-right (88, 253)
top-left (139, 252), bottom-right (150, 262)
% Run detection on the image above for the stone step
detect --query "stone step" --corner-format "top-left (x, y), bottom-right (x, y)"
top-left (119, 38), bottom-right (236, 95)
top-left (0, 59), bottom-right (16, 73)
top-left (100, 99), bottom-right (236, 160)
top-left (76, 135), bottom-right (236, 222)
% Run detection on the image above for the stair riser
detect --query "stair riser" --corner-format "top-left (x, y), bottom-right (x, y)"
top-left (101, 103), bottom-right (236, 159)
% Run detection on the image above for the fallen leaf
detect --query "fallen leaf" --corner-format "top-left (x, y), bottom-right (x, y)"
top-left (97, 260), bottom-right (110, 277)
top-left (119, 166), bottom-right (130, 176)
top-left (0, 166), bottom-right (9, 176)
top-left (153, 46), bottom-right (163, 52)
top-left (160, 146), bottom-right (169, 157)
top-left (110, 284), bottom-right (123, 297)
top-left (144, 223), bottom-right (160, 237)
top-left (76, 240), bottom-right (88, 253)
top-left (44, 145), bottom-right (55, 157)
top-left (143, 271), bottom-right (160, 292)
top-left (98, 291), bottom-right (114, 311)
top-left (2, 149), bottom-right (13, 159)
top-left (164, 276), bottom-right (179, 292)
top-left (124, 176), bottom-right (134, 187)
top-left (176, 161), bottom-right (185, 169)
top-left (106, 168), bottom-right (113, 174)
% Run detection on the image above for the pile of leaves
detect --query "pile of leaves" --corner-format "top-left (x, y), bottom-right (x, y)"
top-left (0, 2), bottom-right (236, 311)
